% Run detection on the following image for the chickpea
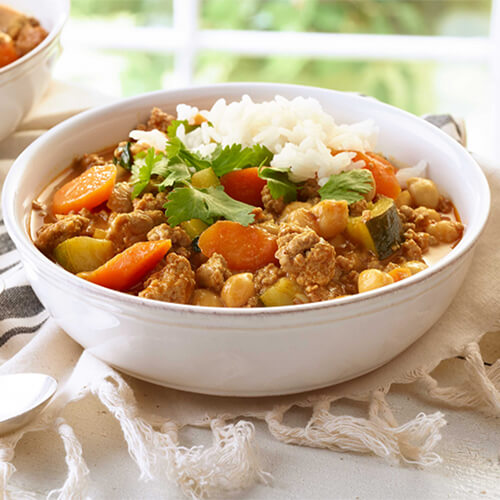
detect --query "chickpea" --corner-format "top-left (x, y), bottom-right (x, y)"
top-left (404, 261), bottom-right (428, 275)
top-left (395, 189), bottom-right (412, 208)
top-left (310, 199), bottom-right (348, 239)
top-left (358, 269), bottom-right (394, 293)
top-left (427, 220), bottom-right (463, 243)
top-left (407, 177), bottom-right (440, 209)
top-left (221, 273), bottom-right (255, 307)
top-left (191, 289), bottom-right (224, 307)
top-left (286, 208), bottom-right (318, 232)
top-left (414, 206), bottom-right (441, 222)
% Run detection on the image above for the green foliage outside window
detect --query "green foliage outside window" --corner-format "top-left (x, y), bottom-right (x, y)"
top-left (69, 0), bottom-right (491, 116)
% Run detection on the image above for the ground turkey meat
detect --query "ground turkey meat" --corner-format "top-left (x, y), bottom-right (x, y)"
top-left (145, 107), bottom-right (175, 134)
top-left (107, 182), bottom-right (133, 213)
top-left (195, 253), bottom-right (231, 292)
top-left (74, 153), bottom-right (106, 171)
top-left (139, 253), bottom-right (195, 303)
top-left (15, 22), bottom-right (47, 57)
top-left (147, 223), bottom-right (191, 247)
top-left (276, 223), bottom-right (336, 288)
top-left (253, 263), bottom-right (283, 295)
top-left (261, 185), bottom-right (286, 216)
top-left (132, 191), bottom-right (168, 211)
top-left (35, 215), bottom-right (91, 254)
top-left (106, 210), bottom-right (165, 252)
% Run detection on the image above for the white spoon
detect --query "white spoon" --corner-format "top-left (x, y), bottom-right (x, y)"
top-left (0, 373), bottom-right (57, 435)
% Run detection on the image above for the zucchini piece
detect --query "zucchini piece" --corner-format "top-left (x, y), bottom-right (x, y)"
top-left (260, 278), bottom-right (303, 307)
top-left (54, 236), bottom-right (114, 274)
top-left (181, 218), bottom-right (209, 239)
top-left (191, 167), bottom-right (219, 189)
top-left (347, 197), bottom-right (403, 259)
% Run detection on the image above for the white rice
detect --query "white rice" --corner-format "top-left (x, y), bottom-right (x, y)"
top-left (177, 95), bottom-right (378, 184)
top-left (131, 95), bottom-right (420, 185)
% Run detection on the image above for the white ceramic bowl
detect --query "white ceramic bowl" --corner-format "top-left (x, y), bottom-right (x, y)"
top-left (0, 0), bottom-right (69, 141)
top-left (2, 84), bottom-right (490, 396)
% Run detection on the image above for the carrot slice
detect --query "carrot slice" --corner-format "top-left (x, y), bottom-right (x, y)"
top-left (361, 152), bottom-right (401, 199)
top-left (198, 221), bottom-right (277, 271)
top-left (0, 39), bottom-right (18, 68)
top-left (52, 164), bottom-right (117, 214)
top-left (220, 167), bottom-right (267, 207)
top-left (78, 240), bottom-right (171, 291)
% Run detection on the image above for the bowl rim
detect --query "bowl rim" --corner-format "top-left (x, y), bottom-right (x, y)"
top-left (0, 0), bottom-right (70, 77)
top-left (2, 82), bottom-right (491, 317)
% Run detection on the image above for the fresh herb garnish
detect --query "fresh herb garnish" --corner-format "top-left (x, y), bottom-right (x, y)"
top-left (157, 164), bottom-right (192, 191)
top-left (166, 137), bottom-right (211, 171)
top-left (113, 141), bottom-right (133, 170)
top-left (319, 169), bottom-right (374, 204)
top-left (130, 148), bottom-right (165, 198)
top-left (167, 119), bottom-right (200, 137)
top-left (211, 144), bottom-right (274, 177)
top-left (165, 185), bottom-right (255, 227)
top-left (258, 165), bottom-right (298, 202)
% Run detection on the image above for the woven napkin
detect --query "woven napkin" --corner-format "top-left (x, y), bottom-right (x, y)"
top-left (0, 85), bottom-right (499, 500)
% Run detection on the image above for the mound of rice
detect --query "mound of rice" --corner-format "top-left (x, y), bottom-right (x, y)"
top-left (132, 95), bottom-right (382, 186)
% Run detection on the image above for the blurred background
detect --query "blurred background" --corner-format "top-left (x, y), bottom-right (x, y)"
top-left (54, 0), bottom-right (497, 156)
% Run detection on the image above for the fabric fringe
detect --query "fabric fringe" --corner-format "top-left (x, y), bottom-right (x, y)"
top-left (417, 342), bottom-right (500, 416)
top-left (47, 418), bottom-right (90, 500)
top-left (91, 374), bottom-right (271, 499)
top-left (265, 396), bottom-right (445, 466)
top-left (1, 339), bottom-right (498, 499)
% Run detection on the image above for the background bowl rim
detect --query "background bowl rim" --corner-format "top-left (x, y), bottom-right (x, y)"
top-left (1, 82), bottom-right (491, 317)
top-left (0, 0), bottom-right (70, 78)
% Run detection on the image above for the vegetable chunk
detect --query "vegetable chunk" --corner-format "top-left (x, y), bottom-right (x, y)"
top-left (53, 163), bottom-right (117, 214)
top-left (220, 167), bottom-right (267, 207)
top-left (78, 240), bottom-right (171, 291)
top-left (54, 237), bottom-right (114, 274)
top-left (198, 221), bottom-right (278, 271)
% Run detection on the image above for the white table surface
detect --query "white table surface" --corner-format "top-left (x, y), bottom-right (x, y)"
top-left (4, 82), bottom-right (500, 500)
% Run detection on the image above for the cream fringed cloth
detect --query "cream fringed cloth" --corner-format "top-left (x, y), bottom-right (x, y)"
top-left (0, 83), bottom-right (499, 499)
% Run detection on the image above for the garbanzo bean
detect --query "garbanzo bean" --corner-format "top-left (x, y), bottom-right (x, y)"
top-left (407, 177), bottom-right (440, 209)
top-left (395, 189), bottom-right (412, 208)
top-left (311, 199), bottom-right (348, 239)
top-left (358, 269), bottom-right (394, 293)
top-left (404, 261), bottom-right (428, 275)
top-left (221, 273), bottom-right (255, 307)
top-left (427, 220), bottom-right (463, 243)
top-left (191, 289), bottom-right (224, 307)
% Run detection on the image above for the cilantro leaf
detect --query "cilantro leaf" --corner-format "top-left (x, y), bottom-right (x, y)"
top-left (167, 119), bottom-right (200, 137)
top-left (319, 169), bottom-right (374, 204)
top-left (211, 144), bottom-right (274, 177)
top-left (258, 166), bottom-right (298, 202)
top-left (113, 142), bottom-right (133, 170)
top-left (165, 185), bottom-right (255, 227)
top-left (158, 164), bottom-right (191, 191)
top-left (130, 148), bottom-right (162, 198)
top-left (166, 137), bottom-right (211, 171)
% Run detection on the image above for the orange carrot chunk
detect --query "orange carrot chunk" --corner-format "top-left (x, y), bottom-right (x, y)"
top-left (78, 240), bottom-right (171, 291)
top-left (220, 167), bottom-right (267, 207)
top-left (358, 152), bottom-right (401, 199)
top-left (198, 220), bottom-right (277, 271)
top-left (0, 39), bottom-right (18, 68)
top-left (52, 163), bottom-right (117, 214)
